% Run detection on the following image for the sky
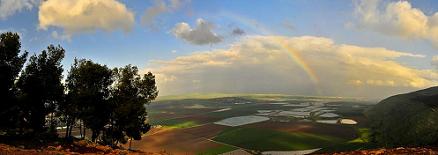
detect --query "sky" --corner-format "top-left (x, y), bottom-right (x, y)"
top-left (1, 0), bottom-right (438, 99)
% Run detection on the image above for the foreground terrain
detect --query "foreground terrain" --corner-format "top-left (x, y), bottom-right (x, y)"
top-left (130, 94), bottom-right (376, 154)
top-left (2, 142), bottom-right (438, 155)
top-left (316, 147), bottom-right (438, 155)
top-left (0, 141), bottom-right (153, 155)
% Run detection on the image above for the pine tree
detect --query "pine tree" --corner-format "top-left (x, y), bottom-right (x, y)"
top-left (110, 65), bottom-right (157, 146)
top-left (0, 32), bottom-right (28, 132)
top-left (17, 45), bottom-right (65, 133)
top-left (65, 59), bottom-right (113, 141)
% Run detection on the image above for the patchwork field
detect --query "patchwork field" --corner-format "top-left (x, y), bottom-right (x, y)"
top-left (130, 94), bottom-right (376, 154)
top-left (213, 127), bottom-right (346, 151)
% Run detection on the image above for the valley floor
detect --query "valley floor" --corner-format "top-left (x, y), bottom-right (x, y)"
top-left (132, 94), bottom-right (377, 154)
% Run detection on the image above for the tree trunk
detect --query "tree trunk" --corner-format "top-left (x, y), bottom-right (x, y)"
top-left (91, 130), bottom-right (98, 142)
top-left (68, 120), bottom-right (73, 138)
top-left (79, 120), bottom-right (82, 138)
top-left (110, 118), bottom-right (113, 147)
top-left (65, 122), bottom-right (69, 139)
top-left (129, 138), bottom-right (132, 151)
top-left (49, 113), bottom-right (52, 129)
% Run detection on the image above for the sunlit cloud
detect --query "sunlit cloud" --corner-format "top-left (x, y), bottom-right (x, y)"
top-left (171, 18), bottom-right (223, 45)
top-left (0, 0), bottom-right (39, 20)
top-left (145, 35), bottom-right (436, 99)
top-left (38, 0), bottom-right (135, 39)
top-left (353, 0), bottom-right (438, 47)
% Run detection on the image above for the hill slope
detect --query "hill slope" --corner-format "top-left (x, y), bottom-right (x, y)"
top-left (367, 86), bottom-right (438, 146)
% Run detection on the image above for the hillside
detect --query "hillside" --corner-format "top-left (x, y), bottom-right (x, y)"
top-left (367, 86), bottom-right (438, 146)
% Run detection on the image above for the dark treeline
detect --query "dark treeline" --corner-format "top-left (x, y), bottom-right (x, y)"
top-left (0, 32), bottom-right (158, 146)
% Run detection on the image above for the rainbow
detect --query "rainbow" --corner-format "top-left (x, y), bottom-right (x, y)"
top-left (279, 39), bottom-right (319, 85)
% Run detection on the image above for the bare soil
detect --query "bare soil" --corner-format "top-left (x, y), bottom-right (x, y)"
top-left (127, 124), bottom-right (229, 155)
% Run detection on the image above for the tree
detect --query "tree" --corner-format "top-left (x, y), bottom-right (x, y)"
top-left (0, 32), bottom-right (28, 131)
top-left (65, 59), bottom-right (113, 141)
top-left (17, 45), bottom-right (65, 133)
top-left (109, 65), bottom-right (157, 146)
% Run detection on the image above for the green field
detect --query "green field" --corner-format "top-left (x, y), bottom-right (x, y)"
top-left (213, 127), bottom-right (346, 151)
top-left (154, 119), bottom-right (200, 129)
top-left (349, 128), bottom-right (370, 143)
top-left (317, 128), bottom-right (378, 153)
top-left (198, 145), bottom-right (238, 155)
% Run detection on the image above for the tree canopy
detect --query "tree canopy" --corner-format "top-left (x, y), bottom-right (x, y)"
top-left (66, 59), bottom-right (114, 141)
top-left (17, 45), bottom-right (65, 133)
top-left (109, 65), bottom-right (158, 145)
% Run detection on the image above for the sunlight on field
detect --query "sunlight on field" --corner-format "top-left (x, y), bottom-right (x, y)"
top-left (159, 120), bottom-right (199, 129)
top-left (349, 128), bottom-right (370, 143)
top-left (213, 128), bottom-right (346, 151)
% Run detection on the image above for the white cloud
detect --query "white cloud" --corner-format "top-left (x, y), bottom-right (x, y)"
top-left (0, 0), bottom-right (38, 20)
top-left (38, 0), bottom-right (135, 39)
top-left (172, 18), bottom-right (223, 45)
top-left (145, 35), bottom-right (437, 99)
top-left (353, 0), bottom-right (438, 47)
top-left (141, 0), bottom-right (189, 29)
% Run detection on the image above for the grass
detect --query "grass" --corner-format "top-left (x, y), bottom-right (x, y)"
top-left (213, 127), bottom-right (346, 151)
top-left (167, 121), bottom-right (198, 129)
top-left (349, 128), bottom-right (370, 143)
top-left (154, 119), bottom-right (199, 129)
top-left (317, 128), bottom-right (378, 153)
top-left (318, 142), bottom-right (378, 153)
top-left (197, 145), bottom-right (238, 155)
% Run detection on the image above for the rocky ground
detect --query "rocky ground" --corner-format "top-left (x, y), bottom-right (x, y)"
top-left (2, 141), bottom-right (438, 155)
top-left (316, 147), bottom-right (438, 155)
top-left (0, 141), bottom-right (170, 155)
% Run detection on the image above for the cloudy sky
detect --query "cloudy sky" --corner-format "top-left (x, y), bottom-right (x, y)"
top-left (2, 0), bottom-right (438, 99)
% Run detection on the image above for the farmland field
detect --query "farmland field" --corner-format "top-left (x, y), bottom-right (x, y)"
top-left (213, 127), bottom-right (346, 151)
top-left (128, 94), bottom-right (376, 154)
